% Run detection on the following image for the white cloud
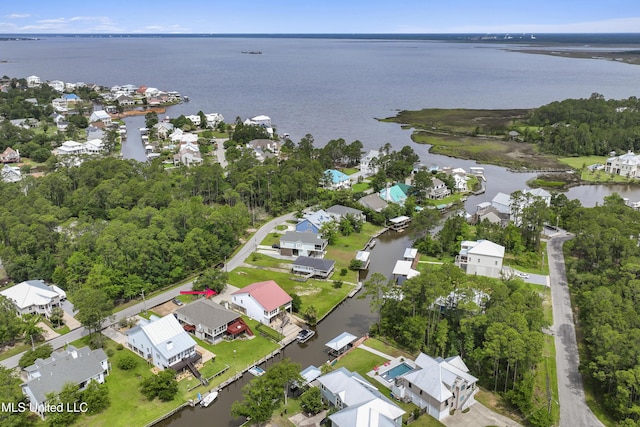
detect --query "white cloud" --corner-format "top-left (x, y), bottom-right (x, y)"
top-left (5, 14), bottom-right (30, 19)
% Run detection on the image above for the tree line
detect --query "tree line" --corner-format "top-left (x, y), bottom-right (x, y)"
top-left (564, 194), bottom-right (640, 425)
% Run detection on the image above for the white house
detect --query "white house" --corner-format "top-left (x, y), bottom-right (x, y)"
top-left (317, 367), bottom-right (405, 427)
top-left (392, 353), bottom-right (478, 421)
top-left (280, 231), bottom-right (328, 258)
top-left (26, 75), bottom-right (41, 87)
top-left (231, 280), bottom-right (292, 326)
top-left (173, 141), bottom-right (203, 167)
top-left (126, 314), bottom-right (199, 371)
top-left (0, 280), bottom-right (65, 318)
top-left (323, 169), bottom-right (351, 190)
top-left (1, 164), bottom-right (22, 183)
top-left (21, 345), bottom-right (109, 419)
top-left (51, 97), bottom-right (68, 113)
top-left (175, 298), bottom-right (244, 344)
top-left (455, 240), bottom-right (505, 278)
top-left (205, 112), bottom-right (224, 128)
top-left (392, 260), bottom-right (420, 285)
top-left (360, 150), bottom-right (382, 177)
top-left (185, 114), bottom-right (201, 126)
top-left (291, 256), bottom-right (336, 278)
top-left (605, 150), bottom-right (640, 178)
top-left (48, 80), bottom-right (65, 92)
top-left (90, 110), bottom-right (112, 126)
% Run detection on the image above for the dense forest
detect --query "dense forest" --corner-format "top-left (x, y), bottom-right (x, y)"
top-left (564, 194), bottom-right (640, 425)
top-left (526, 93), bottom-right (640, 156)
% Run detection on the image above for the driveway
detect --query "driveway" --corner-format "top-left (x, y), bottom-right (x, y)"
top-left (442, 402), bottom-right (522, 427)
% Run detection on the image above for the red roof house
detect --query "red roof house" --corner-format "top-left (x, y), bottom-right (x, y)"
top-left (231, 280), bottom-right (292, 326)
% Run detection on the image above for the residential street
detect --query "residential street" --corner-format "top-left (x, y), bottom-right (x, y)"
top-left (0, 211), bottom-right (295, 370)
top-left (547, 233), bottom-right (604, 427)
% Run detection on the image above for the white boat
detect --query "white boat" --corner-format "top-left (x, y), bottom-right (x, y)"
top-left (200, 390), bottom-right (218, 407)
top-left (297, 329), bottom-right (315, 343)
top-left (248, 366), bottom-right (265, 376)
top-left (368, 239), bottom-right (376, 249)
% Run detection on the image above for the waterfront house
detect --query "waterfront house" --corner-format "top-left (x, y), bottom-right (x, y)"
top-left (605, 150), bottom-right (640, 178)
top-left (231, 280), bottom-right (292, 326)
top-left (116, 94), bottom-right (135, 106)
top-left (90, 110), bottom-right (112, 127)
top-left (280, 231), bottom-right (328, 258)
top-left (326, 205), bottom-right (365, 223)
top-left (491, 192), bottom-right (512, 215)
top-left (379, 183), bottom-right (412, 205)
top-left (392, 353), bottom-right (478, 421)
top-left (389, 215), bottom-right (411, 231)
top-left (323, 169), bottom-right (351, 190)
top-left (0, 147), bottom-right (20, 163)
top-left (26, 75), bottom-right (41, 87)
top-left (291, 256), bottom-right (336, 278)
top-left (360, 150), bottom-right (383, 177)
top-left (427, 178), bottom-right (451, 199)
top-left (472, 202), bottom-right (507, 226)
top-left (154, 121), bottom-right (174, 139)
top-left (205, 112), bottom-right (224, 128)
top-left (296, 209), bottom-right (333, 234)
top-left (455, 239), bottom-right (505, 279)
top-left (248, 139), bottom-right (281, 162)
top-left (21, 345), bottom-right (109, 419)
top-left (126, 314), bottom-right (200, 371)
top-left (1, 164), bottom-right (22, 183)
top-left (358, 193), bottom-right (388, 212)
top-left (185, 114), bottom-right (201, 127)
top-left (316, 367), bottom-right (405, 427)
top-left (0, 280), bottom-right (66, 319)
top-left (175, 298), bottom-right (250, 344)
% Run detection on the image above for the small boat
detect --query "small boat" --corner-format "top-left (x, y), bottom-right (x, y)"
top-left (297, 329), bottom-right (315, 344)
top-left (200, 390), bottom-right (218, 407)
top-left (368, 239), bottom-right (376, 249)
top-left (248, 366), bottom-right (265, 377)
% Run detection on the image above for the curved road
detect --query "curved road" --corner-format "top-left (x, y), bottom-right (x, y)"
top-left (0, 211), bottom-right (295, 370)
top-left (547, 233), bottom-right (604, 427)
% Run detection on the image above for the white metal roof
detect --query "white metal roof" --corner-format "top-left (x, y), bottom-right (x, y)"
top-left (325, 332), bottom-right (357, 351)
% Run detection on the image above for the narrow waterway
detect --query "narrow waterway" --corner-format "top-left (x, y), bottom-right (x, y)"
top-left (120, 115), bottom-right (148, 162)
top-left (156, 230), bottom-right (412, 427)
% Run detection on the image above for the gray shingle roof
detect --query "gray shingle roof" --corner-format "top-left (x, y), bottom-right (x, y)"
top-left (281, 231), bottom-right (327, 245)
top-left (175, 298), bottom-right (239, 329)
top-left (23, 345), bottom-right (107, 405)
top-left (326, 205), bottom-right (363, 217)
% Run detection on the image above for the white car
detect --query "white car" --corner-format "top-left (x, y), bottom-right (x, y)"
top-left (515, 272), bottom-right (530, 279)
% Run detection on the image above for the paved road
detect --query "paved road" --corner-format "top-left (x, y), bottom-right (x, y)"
top-left (547, 233), bottom-right (604, 427)
top-left (212, 137), bottom-right (228, 169)
top-left (1, 211), bottom-right (295, 370)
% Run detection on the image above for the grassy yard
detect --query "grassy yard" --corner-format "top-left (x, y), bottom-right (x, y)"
top-left (557, 155), bottom-right (607, 170)
top-left (340, 167), bottom-right (359, 176)
top-left (363, 337), bottom-right (417, 360)
top-left (227, 267), bottom-right (354, 319)
top-left (71, 318), bottom-right (281, 427)
top-left (72, 337), bottom-right (191, 427)
top-left (351, 182), bottom-right (370, 193)
top-left (326, 223), bottom-right (383, 272)
top-left (581, 168), bottom-right (637, 183)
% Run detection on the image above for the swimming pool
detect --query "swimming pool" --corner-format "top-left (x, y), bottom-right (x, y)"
top-left (381, 362), bottom-right (414, 382)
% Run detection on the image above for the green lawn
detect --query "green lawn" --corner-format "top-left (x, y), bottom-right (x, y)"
top-left (326, 223), bottom-right (383, 272)
top-left (362, 338), bottom-right (417, 360)
top-left (72, 338), bottom-right (191, 427)
top-left (228, 267), bottom-right (354, 318)
top-left (351, 182), bottom-right (370, 193)
top-left (557, 155), bottom-right (607, 170)
top-left (260, 232), bottom-right (284, 247)
top-left (340, 167), bottom-right (359, 176)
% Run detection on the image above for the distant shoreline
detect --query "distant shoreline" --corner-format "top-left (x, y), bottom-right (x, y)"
top-left (2, 33), bottom-right (640, 45)
top-left (509, 47), bottom-right (640, 66)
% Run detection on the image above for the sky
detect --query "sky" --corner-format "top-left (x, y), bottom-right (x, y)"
top-left (1, 0), bottom-right (640, 34)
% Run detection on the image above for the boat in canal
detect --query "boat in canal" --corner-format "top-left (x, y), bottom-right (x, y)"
top-left (200, 390), bottom-right (218, 407)
top-left (296, 328), bottom-right (315, 343)
top-left (248, 366), bottom-right (265, 376)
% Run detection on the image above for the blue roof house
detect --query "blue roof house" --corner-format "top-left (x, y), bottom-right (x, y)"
top-left (379, 184), bottom-right (411, 205)
top-left (296, 209), bottom-right (334, 233)
top-left (323, 169), bottom-right (351, 190)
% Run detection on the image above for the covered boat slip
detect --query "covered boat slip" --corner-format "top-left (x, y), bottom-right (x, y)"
top-left (325, 331), bottom-right (357, 358)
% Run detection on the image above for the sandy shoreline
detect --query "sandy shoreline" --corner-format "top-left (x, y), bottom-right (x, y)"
top-left (508, 46), bottom-right (640, 66)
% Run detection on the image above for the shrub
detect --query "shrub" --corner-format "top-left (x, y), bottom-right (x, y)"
top-left (333, 280), bottom-right (343, 289)
top-left (117, 354), bottom-right (138, 370)
top-left (339, 268), bottom-right (348, 276)
top-left (116, 343), bottom-right (124, 351)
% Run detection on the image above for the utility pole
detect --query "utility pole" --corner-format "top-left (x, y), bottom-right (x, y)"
top-left (141, 288), bottom-right (147, 315)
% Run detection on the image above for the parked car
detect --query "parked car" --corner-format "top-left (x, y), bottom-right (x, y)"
top-left (271, 243), bottom-right (280, 249)
top-left (515, 272), bottom-right (530, 279)
top-left (172, 298), bottom-right (184, 306)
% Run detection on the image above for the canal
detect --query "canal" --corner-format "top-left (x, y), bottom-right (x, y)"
top-left (156, 230), bottom-right (412, 427)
